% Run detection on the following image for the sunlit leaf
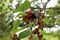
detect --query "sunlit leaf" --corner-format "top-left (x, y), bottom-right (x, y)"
top-left (19, 30), bottom-right (31, 39)
top-left (13, 0), bottom-right (31, 13)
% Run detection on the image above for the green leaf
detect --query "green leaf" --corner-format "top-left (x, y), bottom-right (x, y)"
top-left (13, 20), bottom-right (21, 27)
top-left (56, 17), bottom-right (60, 26)
top-left (41, 30), bottom-right (46, 35)
top-left (16, 12), bottom-right (27, 17)
top-left (13, 0), bottom-right (31, 13)
top-left (33, 35), bottom-right (38, 40)
top-left (11, 20), bottom-right (21, 34)
top-left (28, 22), bottom-right (36, 27)
top-left (19, 30), bottom-right (31, 39)
top-left (43, 18), bottom-right (50, 24)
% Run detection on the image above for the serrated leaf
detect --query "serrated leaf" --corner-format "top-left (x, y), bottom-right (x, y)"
top-left (13, 0), bottom-right (31, 13)
top-left (19, 30), bottom-right (31, 39)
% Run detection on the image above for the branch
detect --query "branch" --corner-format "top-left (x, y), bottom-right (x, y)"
top-left (43, 0), bottom-right (50, 8)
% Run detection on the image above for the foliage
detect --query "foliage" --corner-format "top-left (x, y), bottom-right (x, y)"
top-left (0, 0), bottom-right (60, 40)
